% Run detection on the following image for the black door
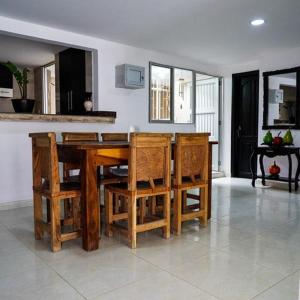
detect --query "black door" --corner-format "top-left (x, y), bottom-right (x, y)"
top-left (59, 48), bottom-right (86, 115)
top-left (231, 70), bottom-right (259, 178)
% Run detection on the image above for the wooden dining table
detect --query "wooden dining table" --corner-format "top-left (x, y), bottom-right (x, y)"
top-left (57, 140), bottom-right (217, 251)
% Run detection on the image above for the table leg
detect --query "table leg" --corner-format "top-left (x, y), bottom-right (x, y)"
top-left (288, 154), bottom-right (292, 193)
top-left (259, 154), bottom-right (266, 186)
top-left (250, 150), bottom-right (256, 187)
top-left (81, 150), bottom-right (100, 251)
top-left (295, 152), bottom-right (300, 191)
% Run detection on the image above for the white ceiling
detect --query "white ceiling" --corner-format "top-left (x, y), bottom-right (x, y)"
top-left (0, 34), bottom-right (66, 67)
top-left (0, 0), bottom-right (300, 65)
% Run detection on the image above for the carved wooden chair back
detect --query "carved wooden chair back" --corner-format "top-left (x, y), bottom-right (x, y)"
top-left (62, 132), bottom-right (99, 142)
top-left (173, 133), bottom-right (210, 186)
top-left (61, 132), bottom-right (99, 179)
top-left (128, 133), bottom-right (172, 192)
top-left (29, 132), bottom-right (60, 193)
top-left (101, 133), bottom-right (128, 142)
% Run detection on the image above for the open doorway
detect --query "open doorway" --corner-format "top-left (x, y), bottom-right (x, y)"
top-left (195, 73), bottom-right (221, 172)
top-left (43, 62), bottom-right (56, 114)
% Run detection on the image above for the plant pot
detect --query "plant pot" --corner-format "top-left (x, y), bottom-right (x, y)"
top-left (11, 99), bottom-right (35, 113)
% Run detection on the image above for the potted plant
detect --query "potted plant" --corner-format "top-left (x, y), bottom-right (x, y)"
top-left (2, 61), bottom-right (35, 113)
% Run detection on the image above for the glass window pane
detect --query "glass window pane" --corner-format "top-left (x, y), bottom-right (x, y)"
top-left (150, 65), bottom-right (171, 121)
top-left (174, 68), bottom-right (193, 123)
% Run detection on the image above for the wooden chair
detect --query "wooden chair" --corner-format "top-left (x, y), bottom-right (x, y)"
top-left (61, 132), bottom-right (99, 219)
top-left (29, 132), bottom-right (81, 252)
top-left (105, 133), bottom-right (172, 249)
top-left (172, 133), bottom-right (210, 235)
top-left (62, 132), bottom-right (99, 181)
top-left (100, 133), bottom-right (128, 182)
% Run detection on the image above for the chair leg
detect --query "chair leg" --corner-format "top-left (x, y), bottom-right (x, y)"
top-left (163, 192), bottom-right (170, 239)
top-left (199, 186), bottom-right (208, 227)
top-left (105, 189), bottom-right (113, 237)
top-left (72, 197), bottom-right (81, 231)
top-left (64, 199), bottom-right (72, 219)
top-left (120, 195), bottom-right (127, 212)
top-left (33, 192), bottom-right (43, 240)
top-left (46, 198), bottom-right (51, 223)
top-left (139, 197), bottom-right (146, 224)
top-left (50, 198), bottom-right (61, 252)
top-left (182, 190), bottom-right (187, 213)
top-left (114, 194), bottom-right (120, 214)
top-left (150, 196), bottom-right (156, 216)
top-left (173, 189), bottom-right (182, 235)
top-left (128, 193), bottom-right (137, 249)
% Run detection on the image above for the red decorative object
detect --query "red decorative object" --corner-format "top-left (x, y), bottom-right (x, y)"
top-left (273, 132), bottom-right (283, 145)
top-left (269, 161), bottom-right (280, 176)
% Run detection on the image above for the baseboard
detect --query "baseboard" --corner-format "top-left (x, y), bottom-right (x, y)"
top-left (0, 199), bottom-right (32, 211)
top-left (212, 171), bottom-right (225, 179)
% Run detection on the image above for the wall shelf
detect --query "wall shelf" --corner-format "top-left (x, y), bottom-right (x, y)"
top-left (0, 112), bottom-right (116, 123)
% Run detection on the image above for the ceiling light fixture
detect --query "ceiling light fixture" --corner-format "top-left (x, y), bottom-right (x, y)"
top-left (251, 19), bottom-right (265, 26)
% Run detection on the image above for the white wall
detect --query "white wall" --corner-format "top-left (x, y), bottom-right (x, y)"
top-left (0, 16), bottom-right (219, 204)
top-left (219, 47), bottom-right (300, 177)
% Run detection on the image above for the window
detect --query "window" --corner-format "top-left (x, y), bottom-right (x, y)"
top-left (149, 62), bottom-right (194, 123)
top-left (43, 62), bottom-right (56, 114)
top-left (150, 64), bottom-right (171, 121)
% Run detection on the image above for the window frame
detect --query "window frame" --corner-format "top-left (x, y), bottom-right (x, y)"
top-left (148, 62), bottom-right (173, 123)
top-left (149, 62), bottom-right (196, 124)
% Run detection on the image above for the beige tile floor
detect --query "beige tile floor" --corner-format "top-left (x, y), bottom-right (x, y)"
top-left (0, 178), bottom-right (300, 300)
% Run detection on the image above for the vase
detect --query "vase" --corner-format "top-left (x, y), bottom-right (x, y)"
top-left (84, 100), bottom-right (93, 112)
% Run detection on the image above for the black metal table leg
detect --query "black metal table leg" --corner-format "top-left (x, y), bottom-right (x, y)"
top-left (259, 154), bottom-right (266, 185)
top-left (250, 149), bottom-right (256, 187)
top-left (288, 154), bottom-right (292, 193)
top-left (295, 151), bottom-right (300, 191)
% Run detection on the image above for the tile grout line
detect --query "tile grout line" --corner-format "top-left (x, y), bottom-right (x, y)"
top-left (248, 268), bottom-right (300, 300)
top-left (130, 249), bottom-right (223, 300)
top-left (1, 221), bottom-right (89, 300)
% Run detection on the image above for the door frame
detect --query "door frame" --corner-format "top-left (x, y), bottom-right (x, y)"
top-left (195, 73), bottom-right (222, 171)
top-left (231, 70), bottom-right (259, 177)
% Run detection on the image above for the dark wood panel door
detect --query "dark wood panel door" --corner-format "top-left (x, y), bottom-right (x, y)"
top-left (59, 48), bottom-right (86, 115)
top-left (232, 71), bottom-right (259, 178)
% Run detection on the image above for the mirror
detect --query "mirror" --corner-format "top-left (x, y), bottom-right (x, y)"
top-left (0, 32), bottom-right (96, 115)
top-left (263, 67), bottom-right (300, 129)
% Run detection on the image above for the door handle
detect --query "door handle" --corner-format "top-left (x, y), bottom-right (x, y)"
top-left (237, 125), bottom-right (242, 138)
top-left (70, 90), bottom-right (73, 111)
top-left (67, 91), bottom-right (70, 111)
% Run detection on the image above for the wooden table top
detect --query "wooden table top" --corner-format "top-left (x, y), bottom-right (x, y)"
top-left (57, 141), bottom-right (129, 150)
top-left (58, 140), bottom-right (218, 150)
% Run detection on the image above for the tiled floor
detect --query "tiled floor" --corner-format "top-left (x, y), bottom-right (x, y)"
top-left (0, 178), bottom-right (300, 300)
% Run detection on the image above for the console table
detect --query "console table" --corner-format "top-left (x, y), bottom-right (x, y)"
top-left (250, 146), bottom-right (300, 192)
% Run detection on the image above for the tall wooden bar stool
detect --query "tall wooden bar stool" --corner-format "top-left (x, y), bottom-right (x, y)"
top-left (29, 132), bottom-right (82, 252)
top-left (105, 133), bottom-right (172, 249)
top-left (172, 133), bottom-right (210, 235)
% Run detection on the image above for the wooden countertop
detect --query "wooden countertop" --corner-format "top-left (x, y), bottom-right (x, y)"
top-left (0, 112), bottom-right (116, 123)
